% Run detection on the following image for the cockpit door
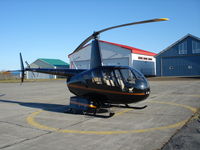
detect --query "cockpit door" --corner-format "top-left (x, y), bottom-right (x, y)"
top-left (102, 69), bottom-right (119, 87)
top-left (114, 69), bottom-right (125, 90)
top-left (114, 68), bottom-right (136, 91)
top-left (119, 68), bottom-right (136, 84)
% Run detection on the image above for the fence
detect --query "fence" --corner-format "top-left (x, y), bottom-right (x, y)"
top-left (0, 72), bottom-right (20, 80)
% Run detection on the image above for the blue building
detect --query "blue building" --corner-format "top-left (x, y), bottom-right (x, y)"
top-left (156, 34), bottom-right (200, 76)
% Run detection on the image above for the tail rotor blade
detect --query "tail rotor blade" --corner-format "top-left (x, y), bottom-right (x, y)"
top-left (19, 53), bottom-right (25, 83)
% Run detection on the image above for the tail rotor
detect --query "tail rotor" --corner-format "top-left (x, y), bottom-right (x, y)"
top-left (19, 53), bottom-right (25, 83)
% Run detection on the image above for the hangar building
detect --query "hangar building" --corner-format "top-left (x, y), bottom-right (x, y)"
top-left (68, 40), bottom-right (156, 76)
top-left (156, 34), bottom-right (200, 76)
top-left (27, 58), bottom-right (69, 79)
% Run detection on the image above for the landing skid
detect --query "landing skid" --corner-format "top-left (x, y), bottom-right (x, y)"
top-left (66, 96), bottom-right (147, 117)
top-left (127, 104), bottom-right (147, 109)
top-left (84, 107), bottom-right (115, 118)
top-left (112, 104), bottom-right (147, 109)
top-left (96, 103), bottom-right (115, 117)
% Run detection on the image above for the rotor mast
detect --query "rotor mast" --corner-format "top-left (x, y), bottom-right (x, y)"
top-left (90, 32), bottom-right (102, 69)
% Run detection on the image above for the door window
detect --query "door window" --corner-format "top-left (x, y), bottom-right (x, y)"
top-left (91, 68), bottom-right (103, 85)
top-left (102, 69), bottom-right (118, 87)
top-left (120, 68), bottom-right (136, 84)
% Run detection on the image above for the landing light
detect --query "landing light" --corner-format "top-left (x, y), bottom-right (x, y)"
top-left (89, 104), bottom-right (97, 109)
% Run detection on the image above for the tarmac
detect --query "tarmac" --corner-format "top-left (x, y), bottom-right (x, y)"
top-left (0, 78), bottom-right (200, 150)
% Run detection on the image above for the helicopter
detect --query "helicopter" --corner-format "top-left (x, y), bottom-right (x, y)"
top-left (20, 18), bottom-right (168, 116)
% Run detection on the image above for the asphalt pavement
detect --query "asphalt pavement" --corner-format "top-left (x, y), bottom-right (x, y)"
top-left (0, 78), bottom-right (200, 150)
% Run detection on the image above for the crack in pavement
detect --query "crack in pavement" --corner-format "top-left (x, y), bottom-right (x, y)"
top-left (0, 120), bottom-right (47, 132)
top-left (0, 120), bottom-right (53, 149)
top-left (0, 132), bottom-right (51, 149)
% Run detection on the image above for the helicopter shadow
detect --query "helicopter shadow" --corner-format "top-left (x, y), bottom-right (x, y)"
top-left (0, 99), bottom-right (113, 118)
top-left (0, 99), bottom-right (68, 113)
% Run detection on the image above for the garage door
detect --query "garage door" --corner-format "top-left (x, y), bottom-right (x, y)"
top-left (133, 60), bottom-right (155, 76)
top-left (72, 57), bottom-right (129, 69)
top-left (103, 57), bottom-right (129, 66)
top-left (73, 60), bottom-right (90, 69)
top-left (161, 56), bottom-right (200, 76)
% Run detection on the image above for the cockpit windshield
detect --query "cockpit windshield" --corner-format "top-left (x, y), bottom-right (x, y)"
top-left (102, 67), bottom-right (138, 90)
top-left (90, 67), bottom-right (145, 91)
top-left (130, 68), bottom-right (145, 79)
top-left (119, 68), bottom-right (136, 84)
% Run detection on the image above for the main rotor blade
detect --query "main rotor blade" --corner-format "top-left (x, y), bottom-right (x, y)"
top-left (98, 18), bottom-right (169, 34)
top-left (73, 34), bottom-right (94, 53)
top-left (73, 18), bottom-right (169, 53)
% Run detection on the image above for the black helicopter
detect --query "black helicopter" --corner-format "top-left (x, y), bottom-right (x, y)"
top-left (20, 18), bottom-right (168, 115)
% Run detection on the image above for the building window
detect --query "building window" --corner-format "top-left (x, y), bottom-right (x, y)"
top-left (188, 65), bottom-right (192, 69)
top-left (192, 41), bottom-right (200, 54)
top-left (178, 41), bottom-right (187, 54)
top-left (138, 57), bottom-right (143, 60)
top-left (169, 66), bottom-right (174, 70)
top-left (138, 56), bottom-right (152, 61)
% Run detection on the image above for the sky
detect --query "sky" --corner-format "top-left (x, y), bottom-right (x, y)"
top-left (0, 0), bottom-right (200, 70)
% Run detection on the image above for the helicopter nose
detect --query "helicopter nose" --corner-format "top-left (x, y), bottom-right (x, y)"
top-left (138, 82), bottom-right (149, 90)
top-left (145, 90), bottom-right (150, 95)
top-left (135, 79), bottom-right (150, 92)
top-left (140, 83), bottom-right (146, 89)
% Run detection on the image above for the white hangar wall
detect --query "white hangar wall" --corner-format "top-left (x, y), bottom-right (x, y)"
top-left (69, 42), bottom-right (131, 68)
top-left (69, 41), bottom-right (156, 76)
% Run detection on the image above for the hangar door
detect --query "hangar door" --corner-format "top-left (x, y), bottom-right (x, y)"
top-left (72, 60), bottom-right (90, 69)
top-left (161, 56), bottom-right (200, 76)
top-left (103, 57), bottom-right (129, 66)
top-left (27, 71), bottom-right (55, 79)
top-left (133, 60), bottom-right (155, 76)
top-left (71, 58), bottom-right (129, 69)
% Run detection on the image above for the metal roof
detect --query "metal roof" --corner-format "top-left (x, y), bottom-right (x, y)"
top-left (100, 40), bottom-right (156, 56)
top-left (155, 34), bottom-right (200, 57)
top-left (39, 58), bottom-right (69, 67)
top-left (68, 40), bottom-right (156, 57)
